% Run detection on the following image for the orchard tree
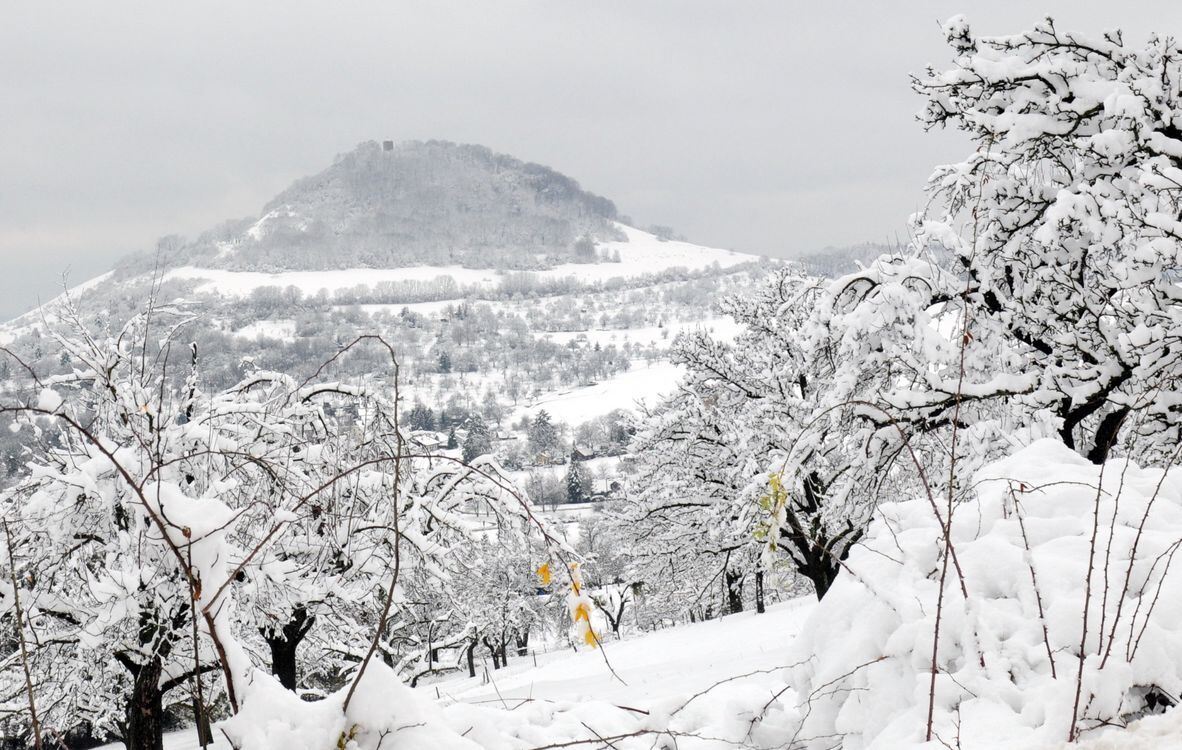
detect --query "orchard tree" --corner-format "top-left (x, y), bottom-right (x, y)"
top-left (578, 514), bottom-right (640, 636)
top-left (451, 536), bottom-right (543, 671)
top-left (906, 16), bottom-right (1182, 464)
top-left (621, 271), bottom-right (871, 604)
top-left (0, 308), bottom-right (255, 748)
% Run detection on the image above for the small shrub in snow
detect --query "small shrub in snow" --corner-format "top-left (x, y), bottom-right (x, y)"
top-left (782, 441), bottom-right (1182, 748)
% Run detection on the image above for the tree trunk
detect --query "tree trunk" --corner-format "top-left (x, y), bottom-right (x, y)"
top-left (1086, 407), bottom-right (1130, 464)
top-left (780, 474), bottom-right (864, 601)
top-left (267, 635), bottom-right (299, 691)
top-left (515, 630), bottom-right (529, 657)
top-left (467, 639), bottom-right (477, 678)
top-left (263, 606), bottom-right (313, 691)
top-left (192, 697), bottom-right (214, 748)
top-left (724, 570), bottom-right (744, 614)
top-left (607, 594), bottom-right (627, 633)
top-left (803, 556), bottom-right (840, 600)
top-left (755, 569), bottom-right (766, 614)
top-left (483, 637), bottom-right (502, 669)
top-left (126, 658), bottom-right (165, 750)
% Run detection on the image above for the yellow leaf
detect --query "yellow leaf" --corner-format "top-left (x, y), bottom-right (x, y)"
top-left (583, 628), bottom-right (598, 648)
top-left (574, 602), bottom-right (591, 622)
top-left (536, 562), bottom-right (551, 586)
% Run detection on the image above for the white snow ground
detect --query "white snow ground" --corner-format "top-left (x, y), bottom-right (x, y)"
top-left (85, 523), bottom-right (1182, 750)
top-left (784, 439), bottom-right (1182, 750)
top-left (157, 225), bottom-right (758, 300)
top-left (434, 597), bottom-right (815, 708)
top-left (100, 598), bottom-right (815, 750)
top-left (512, 361), bottom-right (684, 424)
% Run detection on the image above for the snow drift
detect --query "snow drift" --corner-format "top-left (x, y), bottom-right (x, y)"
top-left (782, 439), bottom-right (1182, 749)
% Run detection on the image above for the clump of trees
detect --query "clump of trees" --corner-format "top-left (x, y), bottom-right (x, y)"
top-left (0, 304), bottom-right (565, 750)
top-left (117, 140), bottom-right (626, 275)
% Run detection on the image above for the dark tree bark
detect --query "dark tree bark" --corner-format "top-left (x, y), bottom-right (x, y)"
top-left (263, 606), bottom-right (314, 691)
top-left (724, 570), bottom-right (744, 614)
top-left (779, 471), bottom-right (864, 600)
top-left (515, 630), bottom-right (530, 657)
top-left (797, 545), bottom-right (844, 600)
top-left (755, 569), bottom-right (766, 614)
top-left (191, 697), bottom-right (214, 748)
top-left (125, 657), bottom-right (164, 750)
top-left (597, 586), bottom-right (632, 633)
top-left (466, 639), bottom-right (477, 678)
top-left (1086, 407), bottom-right (1130, 465)
top-left (482, 637), bottom-right (502, 669)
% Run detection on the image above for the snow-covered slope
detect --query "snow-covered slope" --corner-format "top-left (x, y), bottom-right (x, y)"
top-left (99, 598), bottom-right (816, 750)
top-left (0, 271), bottom-right (113, 344)
top-left (433, 597), bottom-right (815, 707)
top-left (154, 224), bottom-right (757, 299)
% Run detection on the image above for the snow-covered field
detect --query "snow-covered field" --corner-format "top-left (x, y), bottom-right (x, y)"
top-left (157, 225), bottom-right (758, 300)
top-left (433, 598), bottom-right (814, 706)
top-left (100, 599), bottom-right (815, 750)
top-left (537, 316), bottom-right (744, 348)
top-left (231, 318), bottom-right (298, 340)
top-left (512, 361), bottom-right (683, 424)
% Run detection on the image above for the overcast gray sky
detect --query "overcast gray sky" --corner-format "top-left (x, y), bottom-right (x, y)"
top-left (2, 1), bottom-right (1180, 319)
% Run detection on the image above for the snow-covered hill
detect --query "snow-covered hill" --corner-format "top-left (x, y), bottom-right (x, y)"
top-left (0, 141), bottom-right (771, 498)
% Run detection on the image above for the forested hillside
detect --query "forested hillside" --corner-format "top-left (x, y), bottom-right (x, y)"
top-left (116, 140), bottom-right (625, 274)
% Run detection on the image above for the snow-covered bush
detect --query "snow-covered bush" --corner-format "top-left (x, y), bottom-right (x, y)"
top-left (783, 440), bottom-right (1182, 748)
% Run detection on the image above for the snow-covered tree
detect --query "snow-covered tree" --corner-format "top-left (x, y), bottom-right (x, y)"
top-left (577, 514), bottom-right (640, 636)
top-left (772, 20), bottom-right (1182, 747)
top-left (623, 270), bottom-right (870, 605)
top-left (461, 415), bottom-right (492, 463)
top-left (0, 308), bottom-right (251, 748)
top-left (451, 535), bottom-right (544, 672)
top-left (564, 456), bottom-right (589, 505)
top-left (527, 409), bottom-right (560, 459)
top-left (906, 15), bottom-right (1182, 464)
